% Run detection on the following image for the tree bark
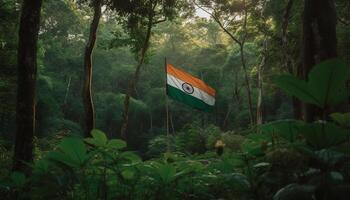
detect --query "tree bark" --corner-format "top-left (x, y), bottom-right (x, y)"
top-left (240, 2), bottom-right (255, 126)
top-left (256, 40), bottom-right (267, 125)
top-left (302, 0), bottom-right (337, 122)
top-left (83, 0), bottom-right (102, 137)
top-left (281, 0), bottom-right (303, 120)
top-left (120, 13), bottom-right (153, 139)
top-left (240, 43), bottom-right (254, 126)
top-left (13, 0), bottom-right (42, 174)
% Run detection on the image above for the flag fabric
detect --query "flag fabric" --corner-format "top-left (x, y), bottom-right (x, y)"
top-left (166, 63), bottom-right (216, 112)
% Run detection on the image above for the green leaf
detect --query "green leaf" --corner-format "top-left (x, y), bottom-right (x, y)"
top-left (120, 151), bottom-right (142, 163)
top-left (157, 164), bottom-right (176, 184)
top-left (300, 122), bottom-right (349, 149)
top-left (330, 112), bottom-right (350, 127)
top-left (48, 137), bottom-right (87, 167)
top-left (273, 184), bottom-right (315, 200)
top-left (121, 170), bottom-right (135, 180)
top-left (90, 129), bottom-right (108, 147)
top-left (328, 171), bottom-right (344, 183)
top-left (230, 173), bottom-right (250, 192)
top-left (33, 159), bottom-right (49, 173)
top-left (254, 162), bottom-right (270, 168)
top-left (273, 75), bottom-right (320, 106)
top-left (241, 141), bottom-right (264, 156)
top-left (11, 172), bottom-right (26, 187)
top-left (259, 120), bottom-right (305, 143)
top-left (308, 59), bottom-right (350, 107)
top-left (314, 149), bottom-right (345, 166)
top-left (274, 59), bottom-right (350, 108)
top-left (108, 139), bottom-right (126, 149)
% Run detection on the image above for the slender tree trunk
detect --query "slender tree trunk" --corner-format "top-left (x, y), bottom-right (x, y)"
top-left (240, 44), bottom-right (254, 126)
top-left (12, 0), bottom-right (42, 174)
top-left (83, 0), bottom-right (102, 137)
top-left (64, 76), bottom-right (72, 105)
top-left (222, 106), bottom-right (232, 129)
top-left (281, 0), bottom-right (294, 74)
top-left (256, 40), bottom-right (266, 125)
top-left (240, 3), bottom-right (254, 126)
top-left (281, 0), bottom-right (303, 120)
top-left (170, 112), bottom-right (175, 134)
top-left (120, 14), bottom-right (153, 139)
top-left (302, 0), bottom-right (337, 122)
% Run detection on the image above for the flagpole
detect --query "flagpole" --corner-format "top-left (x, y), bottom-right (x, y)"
top-left (165, 57), bottom-right (170, 152)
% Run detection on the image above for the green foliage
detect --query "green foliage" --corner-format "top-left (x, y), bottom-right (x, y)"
top-left (300, 122), bottom-right (349, 149)
top-left (1, 0), bottom-right (350, 198)
top-left (48, 137), bottom-right (88, 168)
top-left (330, 112), bottom-right (350, 128)
top-left (259, 120), bottom-right (305, 143)
top-left (221, 132), bottom-right (245, 151)
top-left (274, 59), bottom-right (350, 108)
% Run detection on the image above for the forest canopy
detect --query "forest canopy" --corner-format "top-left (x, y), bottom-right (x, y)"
top-left (0, 0), bottom-right (350, 199)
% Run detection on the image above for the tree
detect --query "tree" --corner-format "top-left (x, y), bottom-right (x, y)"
top-left (13, 0), bottom-right (43, 174)
top-left (82, 0), bottom-right (102, 137)
top-left (193, 0), bottom-right (256, 126)
top-left (115, 0), bottom-right (180, 139)
top-left (302, 0), bottom-right (337, 122)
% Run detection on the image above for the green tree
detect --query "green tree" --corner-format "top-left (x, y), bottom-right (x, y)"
top-left (115, 0), bottom-right (181, 138)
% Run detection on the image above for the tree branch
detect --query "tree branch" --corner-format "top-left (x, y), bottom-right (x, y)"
top-left (338, 17), bottom-right (349, 26)
top-left (153, 18), bottom-right (166, 25)
top-left (192, 0), bottom-right (242, 46)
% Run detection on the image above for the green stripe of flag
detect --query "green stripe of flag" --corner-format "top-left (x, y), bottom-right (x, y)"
top-left (167, 85), bottom-right (214, 112)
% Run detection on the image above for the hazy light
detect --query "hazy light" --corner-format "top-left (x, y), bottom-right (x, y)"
top-left (195, 8), bottom-right (210, 19)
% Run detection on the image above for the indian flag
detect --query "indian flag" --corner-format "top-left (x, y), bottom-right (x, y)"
top-left (166, 63), bottom-right (216, 112)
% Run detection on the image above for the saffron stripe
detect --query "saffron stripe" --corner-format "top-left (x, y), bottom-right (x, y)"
top-left (166, 64), bottom-right (216, 97)
top-left (167, 74), bottom-right (215, 106)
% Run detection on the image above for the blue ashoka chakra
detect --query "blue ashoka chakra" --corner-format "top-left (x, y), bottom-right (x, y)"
top-left (182, 82), bottom-right (194, 94)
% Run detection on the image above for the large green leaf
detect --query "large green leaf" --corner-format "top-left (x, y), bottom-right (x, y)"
top-left (308, 59), bottom-right (350, 107)
top-left (48, 137), bottom-right (87, 167)
top-left (330, 112), bottom-right (350, 127)
top-left (85, 129), bottom-right (108, 147)
top-left (241, 141), bottom-right (264, 156)
top-left (108, 139), bottom-right (126, 149)
top-left (120, 151), bottom-right (142, 163)
top-left (121, 170), bottom-right (135, 180)
top-left (273, 184), bottom-right (315, 200)
top-left (259, 120), bottom-right (305, 143)
top-left (274, 59), bottom-right (350, 108)
top-left (229, 173), bottom-right (250, 192)
top-left (157, 164), bottom-right (176, 184)
top-left (300, 122), bottom-right (349, 149)
top-left (274, 75), bottom-right (320, 106)
top-left (313, 149), bottom-right (345, 166)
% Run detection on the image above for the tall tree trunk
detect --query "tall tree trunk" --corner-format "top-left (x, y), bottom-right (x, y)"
top-left (240, 2), bottom-right (255, 126)
top-left (281, 0), bottom-right (303, 120)
top-left (240, 44), bottom-right (254, 126)
top-left (256, 40), bottom-right (267, 125)
top-left (12, 0), bottom-right (42, 174)
top-left (83, 0), bottom-right (102, 137)
top-left (120, 14), bottom-right (153, 139)
top-left (302, 0), bottom-right (337, 122)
